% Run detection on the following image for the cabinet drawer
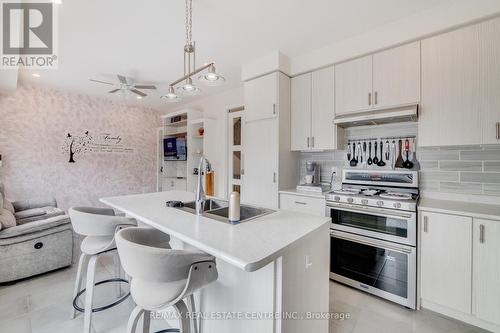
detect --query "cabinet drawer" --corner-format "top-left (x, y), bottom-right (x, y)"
top-left (279, 193), bottom-right (325, 216)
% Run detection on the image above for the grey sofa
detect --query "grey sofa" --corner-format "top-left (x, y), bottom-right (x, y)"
top-left (0, 193), bottom-right (73, 284)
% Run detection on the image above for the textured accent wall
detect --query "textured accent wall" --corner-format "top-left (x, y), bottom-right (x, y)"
top-left (0, 85), bottom-right (160, 210)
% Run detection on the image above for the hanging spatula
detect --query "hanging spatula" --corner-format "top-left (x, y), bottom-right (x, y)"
top-left (395, 139), bottom-right (405, 168)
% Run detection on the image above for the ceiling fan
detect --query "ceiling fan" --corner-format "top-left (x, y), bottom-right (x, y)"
top-left (90, 74), bottom-right (156, 98)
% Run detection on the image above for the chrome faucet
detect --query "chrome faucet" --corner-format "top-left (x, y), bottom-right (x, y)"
top-left (195, 156), bottom-right (212, 215)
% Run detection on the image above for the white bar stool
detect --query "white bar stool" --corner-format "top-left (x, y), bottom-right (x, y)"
top-left (69, 206), bottom-right (137, 333)
top-left (115, 227), bottom-right (218, 333)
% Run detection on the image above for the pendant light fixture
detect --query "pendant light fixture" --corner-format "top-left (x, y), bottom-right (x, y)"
top-left (161, 0), bottom-right (225, 103)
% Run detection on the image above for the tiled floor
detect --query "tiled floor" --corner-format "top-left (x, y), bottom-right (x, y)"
top-left (0, 256), bottom-right (488, 333)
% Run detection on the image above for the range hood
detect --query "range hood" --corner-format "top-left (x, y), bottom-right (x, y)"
top-left (334, 105), bottom-right (418, 128)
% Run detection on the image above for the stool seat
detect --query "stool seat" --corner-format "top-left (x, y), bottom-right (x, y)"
top-left (116, 227), bottom-right (218, 333)
top-left (81, 236), bottom-right (115, 255)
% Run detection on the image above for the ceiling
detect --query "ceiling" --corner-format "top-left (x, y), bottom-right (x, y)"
top-left (18, 0), bottom-right (449, 111)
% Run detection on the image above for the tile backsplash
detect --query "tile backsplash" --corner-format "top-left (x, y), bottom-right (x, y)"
top-left (299, 122), bottom-right (500, 197)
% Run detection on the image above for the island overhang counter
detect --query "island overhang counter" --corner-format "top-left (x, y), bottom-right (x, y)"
top-left (100, 190), bottom-right (330, 333)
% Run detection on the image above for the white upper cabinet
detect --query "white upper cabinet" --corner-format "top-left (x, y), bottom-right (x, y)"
top-left (373, 42), bottom-right (420, 109)
top-left (478, 19), bottom-right (500, 145)
top-left (473, 218), bottom-right (500, 326)
top-left (291, 73), bottom-right (312, 151)
top-left (420, 211), bottom-right (472, 315)
top-left (334, 43), bottom-right (420, 115)
top-left (291, 66), bottom-right (339, 151)
top-left (419, 17), bottom-right (500, 146)
top-left (311, 66), bottom-right (336, 150)
top-left (244, 73), bottom-right (278, 122)
top-left (335, 55), bottom-right (372, 115)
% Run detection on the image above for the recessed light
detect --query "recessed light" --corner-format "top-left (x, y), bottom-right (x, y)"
top-left (32, 73), bottom-right (41, 78)
top-left (52, 0), bottom-right (62, 4)
top-left (136, 96), bottom-right (143, 99)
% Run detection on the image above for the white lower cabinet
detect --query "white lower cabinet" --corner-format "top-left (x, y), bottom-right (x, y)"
top-left (473, 218), bottom-right (500, 326)
top-left (419, 210), bottom-right (500, 332)
top-left (279, 193), bottom-right (325, 217)
top-left (162, 178), bottom-right (187, 191)
top-left (420, 211), bottom-right (472, 314)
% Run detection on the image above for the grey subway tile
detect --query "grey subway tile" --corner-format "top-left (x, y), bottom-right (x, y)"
top-left (483, 184), bottom-right (500, 196)
top-left (461, 150), bottom-right (500, 161)
top-left (419, 171), bottom-right (459, 182)
top-left (484, 162), bottom-right (500, 172)
top-left (439, 161), bottom-right (482, 171)
top-left (420, 181), bottom-right (440, 191)
top-left (419, 161), bottom-right (439, 171)
top-left (417, 151), bottom-right (459, 161)
top-left (440, 145), bottom-right (482, 151)
top-left (440, 182), bottom-right (483, 194)
top-left (460, 172), bottom-right (500, 184)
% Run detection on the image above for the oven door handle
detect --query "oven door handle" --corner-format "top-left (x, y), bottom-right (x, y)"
top-left (330, 230), bottom-right (413, 254)
top-left (326, 202), bottom-right (414, 220)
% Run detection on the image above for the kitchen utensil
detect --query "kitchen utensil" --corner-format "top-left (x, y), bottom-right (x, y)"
top-left (372, 142), bottom-right (379, 165)
top-left (402, 139), bottom-right (414, 169)
top-left (390, 140), bottom-right (396, 169)
top-left (349, 142), bottom-right (358, 167)
top-left (362, 141), bottom-right (367, 166)
top-left (347, 144), bottom-right (351, 161)
top-left (377, 141), bottom-right (386, 167)
top-left (385, 140), bottom-right (390, 160)
top-left (367, 142), bottom-right (373, 165)
top-left (410, 139), bottom-right (420, 170)
top-left (395, 139), bottom-right (404, 168)
top-left (304, 175), bottom-right (314, 184)
top-left (357, 142), bottom-right (362, 164)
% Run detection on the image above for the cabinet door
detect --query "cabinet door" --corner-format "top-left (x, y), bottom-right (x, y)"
top-left (242, 118), bottom-right (279, 209)
top-left (334, 55), bottom-right (372, 115)
top-left (420, 212), bottom-right (472, 314)
top-left (419, 24), bottom-right (482, 146)
top-left (244, 72), bottom-right (277, 122)
top-left (291, 73), bottom-right (311, 151)
top-left (478, 19), bottom-right (500, 144)
top-left (279, 193), bottom-right (325, 216)
top-left (311, 66), bottom-right (335, 150)
top-left (473, 218), bottom-right (500, 325)
top-left (373, 42), bottom-right (420, 109)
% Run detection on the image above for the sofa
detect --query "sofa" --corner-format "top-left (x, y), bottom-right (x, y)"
top-left (0, 184), bottom-right (73, 284)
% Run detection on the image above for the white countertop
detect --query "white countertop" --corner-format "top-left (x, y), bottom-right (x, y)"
top-left (279, 188), bottom-right (327, 199)
top-left (419, 197), bottom-right (500, 221)
top-left (100, 191), bottom-right (330, 272)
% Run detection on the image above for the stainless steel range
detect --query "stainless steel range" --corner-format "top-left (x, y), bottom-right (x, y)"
top-left (327, 169), bottom-right (419, 309)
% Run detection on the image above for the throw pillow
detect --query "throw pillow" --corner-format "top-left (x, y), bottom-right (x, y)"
top-left (3, 199), bottom-right (15, 214)
top-left (0, 208), bottom-right (16, 229)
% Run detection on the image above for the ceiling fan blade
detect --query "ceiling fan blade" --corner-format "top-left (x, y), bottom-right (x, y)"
top-left (108, 89), bottom-right (121, 93)
top-left (117, 75), bottom-right (128, 84)
top-left (130, 89), bottom-right (147, 97)
top-left (90, 79), bottom-right (114, 85)
top-left (133, 85), bottom-right (156, 90)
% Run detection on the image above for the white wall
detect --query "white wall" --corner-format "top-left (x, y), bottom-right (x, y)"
top-left (165, 86), bottom-right (244, 199)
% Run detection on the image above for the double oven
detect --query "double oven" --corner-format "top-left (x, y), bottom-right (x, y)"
top-left (327, 169), bottom-right (418, 309)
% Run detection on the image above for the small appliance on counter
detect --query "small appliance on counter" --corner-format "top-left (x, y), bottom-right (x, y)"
top-left (296, 161), bottom-right (327, 193)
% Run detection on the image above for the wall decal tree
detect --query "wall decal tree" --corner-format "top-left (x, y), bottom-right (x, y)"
top-left (62, 131), bottom-right (92, 163)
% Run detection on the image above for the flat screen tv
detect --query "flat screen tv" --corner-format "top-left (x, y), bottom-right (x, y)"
top-left (164, 137), bottom-right (187, 161)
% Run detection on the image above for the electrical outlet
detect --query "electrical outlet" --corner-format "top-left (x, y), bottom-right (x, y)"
top-left (305, 255), bottom-right (313, 269)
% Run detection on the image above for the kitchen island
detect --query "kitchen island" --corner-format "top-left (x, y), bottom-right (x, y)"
top-left (101, 191), bottom-right (330, 333)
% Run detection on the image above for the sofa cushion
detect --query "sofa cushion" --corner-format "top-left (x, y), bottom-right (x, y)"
top-left (15, 207), bottom-right (65, 225)
top-left (3, 199), bottom-right (15, 214)
top-left (0, 208), bottom-right (17, 229)
top-left (0, 214), bottom-right (71, 239)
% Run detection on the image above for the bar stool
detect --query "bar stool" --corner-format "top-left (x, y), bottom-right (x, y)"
top-left (69, 206), bottom-right (137, 333)
top-left (115, 227), bottom-right (218, 333)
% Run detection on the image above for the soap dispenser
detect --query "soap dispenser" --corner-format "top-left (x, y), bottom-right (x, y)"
top-left (228, 191), bottom-right (240, 223)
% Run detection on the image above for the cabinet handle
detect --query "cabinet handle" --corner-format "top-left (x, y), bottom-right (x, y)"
top-left (272, 104), bottom-right (276, 115)
top-left (374, 91), bottom-right (378, 105)
top-left (311, 137), bottom-right (315, 148)
top-left (496, 122), bottom-right (500, 140)
top-left (479, 224), bottom-right (485, 243)
top-left (294, 201), bottom-right (307, 205)
top-left (423, 216), bottom-right (428, 232)
top-left (368, 93), bottom-right (372, 106)
top-left (273, 172), bottom-right (276, 183)
top-left (307, 137), bottom-right (310, 148)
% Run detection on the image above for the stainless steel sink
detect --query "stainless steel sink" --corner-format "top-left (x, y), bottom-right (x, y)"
top-left (177, 199), bottom-right (275, 224)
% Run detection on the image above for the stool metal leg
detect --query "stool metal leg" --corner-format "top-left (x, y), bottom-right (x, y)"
top-left (84, 255), bottom-right (98, 333)
top-left (187, 295), bottom-right (198, 333)
top-left (71, 253), bottom-right (89, 319)
top-left (173, 300), bottom-right (191, 333)
top-left (142, 310), bottom-right (151, 333)
top-left (127, 306), bottom-right (146, 333)
top-left (113, 252), bottom-right (123, 298)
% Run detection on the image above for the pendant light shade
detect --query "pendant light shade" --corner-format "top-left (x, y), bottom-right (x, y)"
top-left (177, 77), bottom-right (200, 95)
top-left (161, 86), bottom-right (181, 102)
top-left (198, 64), bottom-right (225, 86)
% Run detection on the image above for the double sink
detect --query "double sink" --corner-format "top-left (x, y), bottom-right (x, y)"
top-left (177, 199), bottom-right (275, 224)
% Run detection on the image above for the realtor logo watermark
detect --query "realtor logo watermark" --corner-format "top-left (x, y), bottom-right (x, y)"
top-left (1, 0), bottom-right (58, 68)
